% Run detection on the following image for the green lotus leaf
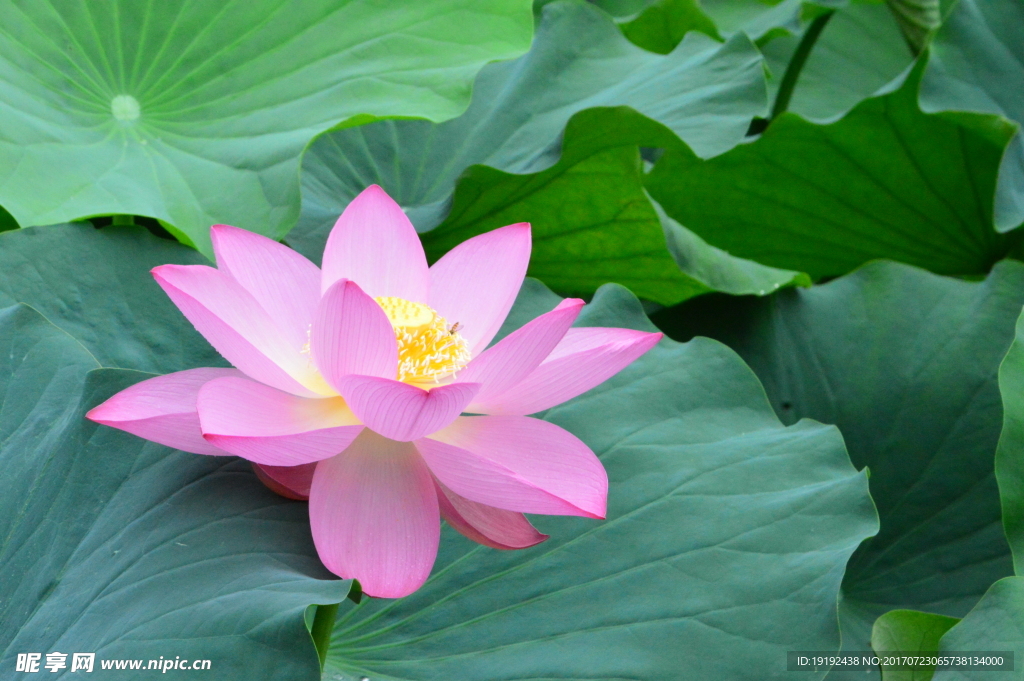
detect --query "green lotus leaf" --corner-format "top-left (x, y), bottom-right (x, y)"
top-left (760, 2), bottom-right (913, 121)
top-left (0, 224), bottom-right (220, 374)
top-left (701, 0), bottom-right (844, 43)
top-left (319, 282), bottom-right (877, 680)
top-left (0, 304), bottom-right (351, 680)
top-left (617, 0), bottom-right (723, 52)
top-left (872, 610), bottom-right (960, 681)
top-left (288, 0), bottom-right (766, 260)
top-left (616, 0), bottom-right (912, 122)
top-left (995, 304), bottom-right (1024, 571)
top-left (885, 0), bottom-right (939, 54)
top-left (646, 65), bottom-right (1017, 280)
top-left (0, 205), bottom-right (17, 232)
top-left (417, 107), bottom-right (808, 305)
top-left (586, 0), bottom-right (658, 17)
top-left (933, 577), bottom-right (1023, 681)
top-left (654, 260), bottom-right (1024, 679)
top-left (0, 0), bottom-right (534, 256)
top-left (921, 0), bottom-right (1024, 232)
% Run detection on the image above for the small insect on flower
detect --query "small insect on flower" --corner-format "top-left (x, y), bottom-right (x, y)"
top-left (86, 185), bottom-right (661, 598)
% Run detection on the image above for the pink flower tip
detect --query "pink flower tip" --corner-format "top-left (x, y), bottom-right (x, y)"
top-left (84, 405), bottom-right (106, 424)
top-left (501, 222), bottom-right (531, 235)
top-left (149, 264), bottom-right (180, 281)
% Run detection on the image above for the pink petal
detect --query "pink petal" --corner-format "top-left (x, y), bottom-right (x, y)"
top-left (197, 376), bottom-right (363, 466)
top-left (469, 327), bottom-right (662, 415)
top-left (338, 376), bottom-right (480, 442)
top-left (428, 223), bottom-right (531, 355)
top-left (309, 430), bottom-right (440, 598)
top-left (211, 224), bottom-right (321, 353)
top-left (321, 185), bottom-right (429, 301)
top-left (459, 298), bottom-right (583, 406)
top-left (311, 279), bottom-right (397, 393)
top-left (252, 462), bottom-right (316, 501)
top-left (86, 368), bottom-right (241, 455)
top-left (152, 264), bottom-right (320, 396)
top-left (417, 416), bottom-right (607, 518)
top-left (434, 478), bottom-right (548, 550)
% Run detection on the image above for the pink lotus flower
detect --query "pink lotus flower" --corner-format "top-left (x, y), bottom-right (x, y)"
top-left (87, 186), bottom-right (661, 598)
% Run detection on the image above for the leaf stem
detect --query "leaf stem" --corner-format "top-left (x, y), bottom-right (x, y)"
top-left (770, 10), bottom-right (835, 121)
top-left (310, 603), bottom-right (339, 669)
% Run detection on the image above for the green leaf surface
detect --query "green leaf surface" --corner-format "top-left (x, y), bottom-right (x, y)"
top-left (587, 0), bottom-right (658, 17)
top-left (0, 204), bottom-right (17, 232)
top-left (933, 577), bottom-right (1023, 681)
top-left (418, 107), bottom-right (807, 304)
top-left (872, 610), bottom-right (960, 681)
top-left (289, 0), bottom-right (766, 260)
top-left (320, 282), bottom-right (877, 680)
top-left (0, 224), bottom-right (221, 373)
top-left (646, 66), bottom-right (1018, 281)
top-left (995, 305), bottom-right (1024, 571)
top-left (701, 0), bottom-right (844, 42)
top-left (656, 193), bottom-right (812, 295)
top-left (760, 2), bottom-right (913, 121)
top-left (618, 0), bottom-right (723, 52)
top-left (921, 0), bottom-right (1024, 232)
top-left (0, 0), bottom-right (533, 256)
top-left (617, 0), bottom-right (912, 122)
top-left (654, 260), bottom-right (1024, 678)
top-left (885, 0), bottom-right (939, 54)
top-left (0, 304), bottom-right (351, 680)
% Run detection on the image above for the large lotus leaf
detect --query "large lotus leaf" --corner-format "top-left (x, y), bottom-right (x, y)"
top-left (933, 578), bottom-right (1024, 681)
top-left (418, 107), bottom-right (808, 304)
top-left (645, 65), bottom-right (1017, 281)
top-left (653, 260), bottom-right (1024, 678)
top-left (995, 305), bottom-right (1024, 571)
top-left (316, 282), bottom-right (877, 680)
top-left (0, 304), bottom-right (352, 680)
top-left (0, 224), bottom-right (220, 374)
top-left (616, 0), bottom-right (911, 122)
top-left (288, 0), bottom-right (766, 260)
top-left (760, 2), bottom-right (913, 121)
top-left (921, 0), bottom-right (1024, 232)
top-left (0, 0), bottom-right (533, 256)
top-left (617, 0), bottom-right (723, 52)
top-left (701, 0), bottom-right (844, 42)
top-left (871, 610), bottom-right (960, 681)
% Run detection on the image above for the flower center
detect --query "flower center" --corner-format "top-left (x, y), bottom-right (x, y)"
top-left (110, 94), bottom-right (140, 121)
top-left (375, 297), bottom-right (471, 384)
